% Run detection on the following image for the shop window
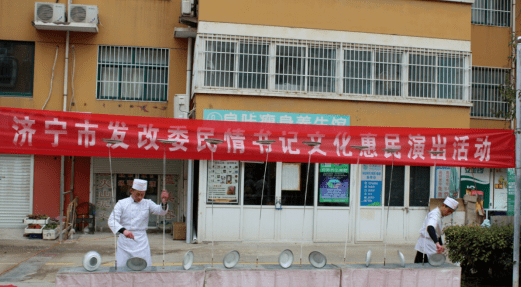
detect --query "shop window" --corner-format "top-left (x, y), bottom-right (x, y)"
top-left (97, 45), bottom-right (169, 102)
top-left (116, 174), bottom-right (158, 202)
top-left (384, 165), bottom-right (405, 206)
top-left (243, 162), bottom-right (276, 205)
top-left (281, 163), bottom-right (315, 206)
top-left (409, 166), bottom-right (431, 207)
top-left (0, 41), bottom-right (34, 97)
top-left (318, 163), bottom-right (350, 207)
top-left (116, 174), bottom-right (135, 202)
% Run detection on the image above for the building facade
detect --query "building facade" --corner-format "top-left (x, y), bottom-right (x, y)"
top-left (0, 0), bottom-right (515, 244)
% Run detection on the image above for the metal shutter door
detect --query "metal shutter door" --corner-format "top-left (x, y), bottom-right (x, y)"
top-left (0, 154), bottom-right (33, 228)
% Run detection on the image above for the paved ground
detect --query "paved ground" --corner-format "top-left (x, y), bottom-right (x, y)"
top-left (0, 228), bottom-right (418, 287)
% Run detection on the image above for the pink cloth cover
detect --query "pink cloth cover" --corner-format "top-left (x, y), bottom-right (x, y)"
top-left (340, 267), bottom-right (461, 287)
top-left (55, 270), bottom-right (205, 287)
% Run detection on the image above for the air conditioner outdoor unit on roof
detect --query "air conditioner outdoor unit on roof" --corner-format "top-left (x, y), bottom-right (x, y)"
top-left (34, 2), bottom-right (66, 23)
top-left (68, 4), bottom-right (98, 24)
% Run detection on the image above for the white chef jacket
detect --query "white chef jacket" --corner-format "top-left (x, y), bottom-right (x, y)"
top-left (108, 196), bottom-right (168, 267)
top-left (415, 207), bottom-right (443, 256)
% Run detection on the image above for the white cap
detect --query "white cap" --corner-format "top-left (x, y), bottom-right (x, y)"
top-left (443, 197), bottom-right (458, 210)
top-left (132, 179), bottom-right (147, 191)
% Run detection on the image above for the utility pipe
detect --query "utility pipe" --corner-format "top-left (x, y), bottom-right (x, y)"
top-left (59, 156), bottom-right (65, 241)
top-left (59, 0), bottom-right (72, 238)
top-left (513, 37), bottom-right (521, 287)
top-left (185, 19), bottom-right (195, 242)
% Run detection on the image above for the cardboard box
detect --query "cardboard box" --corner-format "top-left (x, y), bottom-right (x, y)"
top-left (172, 222), bottom-right (186, 240)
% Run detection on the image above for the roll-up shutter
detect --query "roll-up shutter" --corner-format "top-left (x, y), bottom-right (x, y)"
top-left (0, 154), bottom-right (33, 228)
top-left (92, 157), bottom-right (183, 174)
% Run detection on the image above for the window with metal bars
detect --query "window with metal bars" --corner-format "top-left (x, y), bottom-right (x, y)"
top-left (471, 67), bottom-right (510, 118)
top-left (408, 54), bottom-right (466, 100)
top-left (471, 0), bottom-right (511, 27)
top-left (198, 35), bottom-right (470, 102)
top-left (97, 46), bottom-right (169, 102)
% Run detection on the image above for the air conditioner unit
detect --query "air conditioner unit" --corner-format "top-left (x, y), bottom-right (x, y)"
top-left (68, 4), bottom-right (98, 24)
top-left (34, 2), bottom-right (66, 23)
top-left (181, 0), bottom-right (192, 16)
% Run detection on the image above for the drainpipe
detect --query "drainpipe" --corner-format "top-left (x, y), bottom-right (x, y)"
top-left (186, 36), bottom-right (195, 243)
top-left (513, 36), bottom-right (521, 287)
top-left (59, 3), bottom-right (72, 239)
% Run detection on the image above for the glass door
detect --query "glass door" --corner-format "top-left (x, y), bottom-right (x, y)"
top-left (278, 162), bottom-right (315, 241)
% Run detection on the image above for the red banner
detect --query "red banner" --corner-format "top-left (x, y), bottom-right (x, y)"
top-left (0, 107), bottom-right (514, 168)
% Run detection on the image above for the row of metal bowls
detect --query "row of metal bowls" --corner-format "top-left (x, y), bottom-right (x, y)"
top-left (84, 249), bottom-right (444, 272)
top-left (82, 249), bottom-right (327, 272)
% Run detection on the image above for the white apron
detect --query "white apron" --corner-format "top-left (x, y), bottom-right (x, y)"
top-left (116, 230), bottom-right (151, 267)
top-left (415, 207), bottom-right (443, 256)
top-left (108, 196), bottom-right (168, 267)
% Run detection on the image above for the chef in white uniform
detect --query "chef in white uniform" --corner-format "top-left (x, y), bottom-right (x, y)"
top-left (108, 179), bottom-right (169, 267)
top-left (414, 197), bottom-right (458, 263)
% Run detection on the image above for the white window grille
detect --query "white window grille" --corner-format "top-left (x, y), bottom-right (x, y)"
top-left (471, 67), bottom-right (510, 118)
top-left (97, 46), bottom-right (169, 102)
top-left (196, 34), bottom-right (471, 102)
top-left (472, 0), bottom-right (511, 27)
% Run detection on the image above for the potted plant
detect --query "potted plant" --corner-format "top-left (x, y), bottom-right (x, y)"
top-left (24, 214), bottom-right (50, 225)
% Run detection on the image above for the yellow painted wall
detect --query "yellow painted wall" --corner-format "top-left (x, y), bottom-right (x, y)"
top-left (194, 94), bottom-right (471, 129)
top-left (199, 0), bottom-right (471, 41)
top-left (0, 0), bottom-right (189, 117)
top-left (470, 118), bottom-right (511, 130)
top-left (471, 25), bottom-right (511, 68)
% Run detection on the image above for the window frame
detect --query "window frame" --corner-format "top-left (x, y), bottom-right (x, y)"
top-left (198, 35), bottom-right (471, 103)
top-left (96, 45), bottom-right (169, 102)
top-left (471, 66), bottom-right (510, 119)
top-left (0, 40), bottom-right (35, 98)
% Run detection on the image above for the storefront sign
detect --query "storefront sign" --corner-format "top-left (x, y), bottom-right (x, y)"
top-left (0, 107), bottom-right (515, 168)
top-left (207, 160), bottom-right (239, 203)
top-left (204, 109), bottom-right (350, 126)
top-left (507, 168), bottom-right (516, 215)
top-left (319, 164), bottom-right (350, 203)
top-left (360, 165), bottom-right (382, 206)
top-left (435, 167), bottom-right (451, 198)
top-left (460, 168), bottom-right (491, 208)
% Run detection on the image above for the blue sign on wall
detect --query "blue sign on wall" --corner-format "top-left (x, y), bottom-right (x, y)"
top-left (204, 109), bottom-right (350, 126)
top-left (360, 165), bottom-right (382, 206)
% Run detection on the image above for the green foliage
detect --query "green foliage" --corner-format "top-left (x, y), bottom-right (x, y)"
top-left (497, 33), bottom-right (516, 120)
top-left (445, 224), bottom-right (514, 281)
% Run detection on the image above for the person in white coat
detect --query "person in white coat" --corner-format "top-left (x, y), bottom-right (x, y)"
top-left (108, 179), bottom-right (169, 268)
top-left (414, 197), bottom-right (458, 263)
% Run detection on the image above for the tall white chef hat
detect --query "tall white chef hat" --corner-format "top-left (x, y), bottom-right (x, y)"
top-left (443, 197), bottom-right (458, 210)
top-left (132, 179), bottom-right (147, 191)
